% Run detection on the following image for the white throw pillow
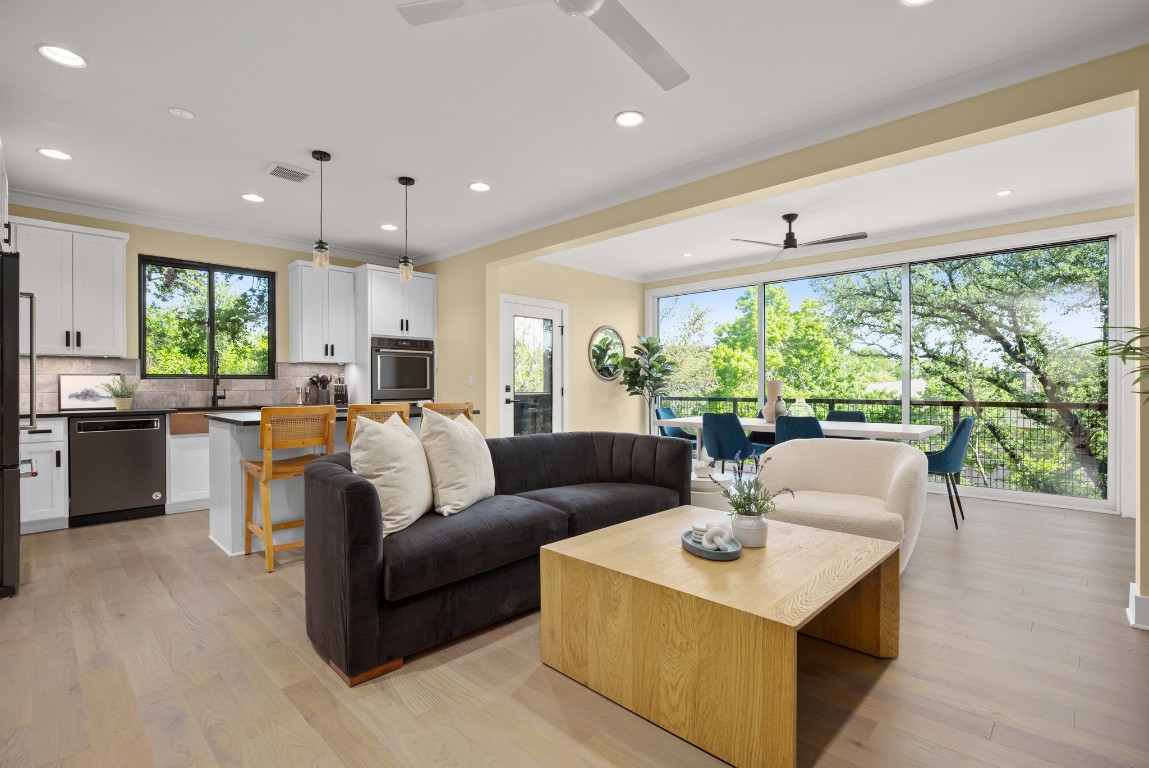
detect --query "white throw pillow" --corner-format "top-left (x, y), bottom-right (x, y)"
top-left (420, 408), bottom-right (495, 515)
top-left (350, 414), bottom-right (433, 537)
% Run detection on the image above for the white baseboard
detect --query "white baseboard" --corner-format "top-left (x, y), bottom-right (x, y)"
top-left (165, 501), bottom-right (209, 515)
top-left (1127, 583), bottom-right (1149, 631)
top-left (20, 517), bottom-right (68, 534)
top-left (208, 534), bottom-right (242, 557)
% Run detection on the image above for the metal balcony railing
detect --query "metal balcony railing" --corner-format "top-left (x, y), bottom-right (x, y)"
top-left (658, 395), bottom-right (1109, 499)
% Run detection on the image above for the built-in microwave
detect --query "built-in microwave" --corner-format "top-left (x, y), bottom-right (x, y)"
top-left (371, 337), bottom-right (434, 402)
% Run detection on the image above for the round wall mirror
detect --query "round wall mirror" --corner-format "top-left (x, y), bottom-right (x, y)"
top-left (589, 326), bottom-right (624, 381)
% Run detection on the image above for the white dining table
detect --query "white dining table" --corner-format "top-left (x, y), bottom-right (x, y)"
top-left (654, 416), bottom-right (942, 459)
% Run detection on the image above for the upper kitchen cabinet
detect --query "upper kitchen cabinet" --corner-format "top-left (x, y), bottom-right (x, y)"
top-left (358, 265), bottom-right (435, 339)
top-left (287, 261), bottom-right (356, 363)
top-left (14, 219), bottom-right (127, 357)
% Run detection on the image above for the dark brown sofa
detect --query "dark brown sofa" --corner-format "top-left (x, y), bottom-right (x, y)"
top-left (304, 431), bottom-right (692, 685)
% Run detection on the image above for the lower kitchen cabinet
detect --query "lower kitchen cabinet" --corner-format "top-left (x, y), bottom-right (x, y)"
top-left (168, 432), bottom-right (210, 513)
top-left (19, 419), bottom-right (69, 533)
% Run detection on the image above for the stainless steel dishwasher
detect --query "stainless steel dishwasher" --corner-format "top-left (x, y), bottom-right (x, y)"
top-left (69, 415), bottom-right (167, 527)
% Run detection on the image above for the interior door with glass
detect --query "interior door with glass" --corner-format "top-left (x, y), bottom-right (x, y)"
top-left (500, 298), bottom-right (566, 436)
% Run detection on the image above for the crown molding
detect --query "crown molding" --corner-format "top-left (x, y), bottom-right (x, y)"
top-left (420, 13), bottom-right (1149, 267)
top-left (9, 189), bottom-right (401, 267)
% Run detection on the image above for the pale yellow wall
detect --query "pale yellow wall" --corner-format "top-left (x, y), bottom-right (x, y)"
top-left (424, 44), bottom-right (1147, 599)
top-left (497, 260), bottom-right (645, 433)
top-left (10, 204), bottom-right (363, 359)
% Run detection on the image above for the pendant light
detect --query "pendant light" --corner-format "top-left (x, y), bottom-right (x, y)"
top-left (312, 150), bottom-right (331, 269)
top-left (397, 176), bottom-right (415, 282)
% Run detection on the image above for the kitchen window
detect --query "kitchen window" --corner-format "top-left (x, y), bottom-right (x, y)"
top-left (139, 256), bottom-right (276, 378)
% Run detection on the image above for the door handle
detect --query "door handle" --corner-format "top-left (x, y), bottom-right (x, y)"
top-left (324, 343), bottom-right (329, 356)
top-left (330, 344), bottom-right (335, 357)
top-left (76, 331), bottom-right (81, 348)
top-left (65, 330), bottom-right (70, 347)
top-left (505, 398), bottom-right (514, 405)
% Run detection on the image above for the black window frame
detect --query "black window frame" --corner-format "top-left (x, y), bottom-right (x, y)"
top-left (138, 254), bottom-right (277, 380)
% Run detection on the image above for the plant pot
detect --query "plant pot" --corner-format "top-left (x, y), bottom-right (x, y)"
top-left (731, 514), bottom-right (768, 547)
top-left (113, 397), bottom-right (133, 411)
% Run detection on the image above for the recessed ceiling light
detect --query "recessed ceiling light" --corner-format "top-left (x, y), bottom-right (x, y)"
top-left (168, 107), bottom-right (195, 120)
top-left (614, 110), bottom-right (646, 127)
top-left (900, 0), bottom-right (935, 6)
top-left (683, 253), bottom-right (692, 258)
top-left (380, 224), bottom-right (398, 231)
top-left (996, 189), bottom-right (1013, 197)
top-left (36, 148), bottom-right (72, 160)
top-left (241, 193), bottom-right (264, 202)
top-left (468, 181), bottom-right (492, 192)
top-left (37, 45), bottom-right (86, 68)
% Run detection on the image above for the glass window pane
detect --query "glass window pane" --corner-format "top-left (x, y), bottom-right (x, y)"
top-left (213, 270), bottom-right (271, 376)
top-left (908, 239), bottom-right (1109, 499)
top-left (658, 285), bottom-right (759, 418)
top-left (513, 315), bottom-right (553, 435)
top-left (765, 268), bottom-right (903, 423)
top-left (143, 263), bottom-right (210, 376)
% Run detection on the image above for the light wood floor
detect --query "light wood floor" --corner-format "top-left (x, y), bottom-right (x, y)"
top-left (0, 494), bottom-right (1146, 767)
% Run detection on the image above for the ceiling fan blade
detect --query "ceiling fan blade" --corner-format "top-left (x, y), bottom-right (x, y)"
top-left (732, 238), bottom-right (784, 248)
top-left (588, 0), bottom-right (690, 90)
top-left (396, 0), bottom-right (541, 25)
top-left (801, 232), bottom-right (868, 247)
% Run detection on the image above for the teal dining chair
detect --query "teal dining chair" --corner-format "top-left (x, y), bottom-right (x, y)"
top-left (927, 416), bottom-right (975, 529)
top-left (774, 415), bottom-right (824, 444)
top-left (702, 412), bottom-right (768, 473)
top-left (655, 406), bottom-right (696, 451)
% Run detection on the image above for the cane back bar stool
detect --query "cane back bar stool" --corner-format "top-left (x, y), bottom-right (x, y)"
top-left (345, 402), bottom-right (411, 444)
top-left (420, 401), bottom-right (474, 420)
top-left (242, 405), bottom-right (337, 572)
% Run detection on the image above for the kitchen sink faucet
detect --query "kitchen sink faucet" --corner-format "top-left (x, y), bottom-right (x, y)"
top-left (212, 374), bottom-right (226, 408)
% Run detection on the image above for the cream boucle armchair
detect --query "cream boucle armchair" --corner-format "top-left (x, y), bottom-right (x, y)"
top-left (757, 438), bottom-right (928, 573)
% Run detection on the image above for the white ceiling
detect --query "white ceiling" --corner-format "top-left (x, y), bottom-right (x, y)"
top-left (542, 108), bottom-right (1137, 281)
top-left (1, 0), bottom-right (1147, 268)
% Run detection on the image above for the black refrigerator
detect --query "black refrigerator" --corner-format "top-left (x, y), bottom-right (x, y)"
top-left (1, 246), bottom-right (20, 599)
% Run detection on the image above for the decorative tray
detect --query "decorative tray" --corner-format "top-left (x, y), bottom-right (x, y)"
top-left (681, 531), bottom-right (742, 561)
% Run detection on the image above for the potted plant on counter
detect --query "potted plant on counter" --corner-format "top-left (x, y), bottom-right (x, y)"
top-left (100, 374), bottom-right (140, 410)
top-left (711, 455), bottom-right (793, 547)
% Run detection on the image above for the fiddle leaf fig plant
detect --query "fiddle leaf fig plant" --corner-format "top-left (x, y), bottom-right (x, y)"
top-left (617, 336), bottom-right (676, 431)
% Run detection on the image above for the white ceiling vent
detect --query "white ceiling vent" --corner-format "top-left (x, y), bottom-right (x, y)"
top-left (265, 162), bottom-right (312, 183)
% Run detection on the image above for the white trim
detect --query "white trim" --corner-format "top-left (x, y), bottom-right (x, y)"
top-left (498, 294), bottom-right (570, 438)
top-left (11, 189), bottom-right (399, 265)
top-left (649, 216), bottom-right (1134, 514)
top-left (1128, 584), bottom-right (1149, 631)
top-left (926, 483), bottom-right (1116, 515)
top-left (207, 534), bottom-right (241, 557)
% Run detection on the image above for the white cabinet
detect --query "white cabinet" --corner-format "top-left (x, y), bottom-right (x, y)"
top-left (14, 220), bottom-right (128, 357)
top-left (288, 261), bottom-right (356, 363)
top-left (167, 433), bottom-right (210, 513)
top-left (18, 419), bottom-right (69, 533)
top-left (360, 265), bottom-right (436, 338)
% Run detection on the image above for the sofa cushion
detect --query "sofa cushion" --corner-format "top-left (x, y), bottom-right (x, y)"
top-left (769, 491), bottom-right (904, 543)
top-left (350, 414), bottom-right (432, 538)
top-left (518, 482), bottom-right (680, 537)
top-left (420, 408), bottom-right (496, 515)
top-left (381, 494), bottom-right (568, 601)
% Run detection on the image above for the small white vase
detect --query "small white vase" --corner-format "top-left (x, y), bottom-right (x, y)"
top-left (731, 514), bottom-right (768, 547)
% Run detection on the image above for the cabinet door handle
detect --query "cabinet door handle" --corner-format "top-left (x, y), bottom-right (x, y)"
top-left (324, 343), bottom-right (329, 356)
top-left (56, 450), bottom-right (61, 468)
top-left (65, 330), bottom-right (70, 347)
top-left (330, 344), bottom-right (335, 357)
top-left (76, 331), bottom-right (81, 348)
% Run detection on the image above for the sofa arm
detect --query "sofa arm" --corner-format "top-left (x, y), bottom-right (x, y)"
top-left (304, 454), bottom-right (387, 680)
top-left (884, 450), bottom-right (928, 571)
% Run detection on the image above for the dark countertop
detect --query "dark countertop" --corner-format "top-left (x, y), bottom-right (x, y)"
top-left (204, 405), bottom-right (479, 427)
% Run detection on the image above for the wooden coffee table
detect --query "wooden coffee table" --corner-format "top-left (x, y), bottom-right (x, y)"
top-left (540, 505), bottom-right (899, 768)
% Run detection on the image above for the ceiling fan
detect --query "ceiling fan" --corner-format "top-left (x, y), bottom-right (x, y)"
top-left (732, 213), bottom-right (868, 261)
top-left (395, 0), bottom-right (690, 91)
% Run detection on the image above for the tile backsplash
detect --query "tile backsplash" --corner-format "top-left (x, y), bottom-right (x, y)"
top-left (18, 357), bottom-right (345, 413)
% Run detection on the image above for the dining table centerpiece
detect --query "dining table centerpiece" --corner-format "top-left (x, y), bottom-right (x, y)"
top-left (711, 455), bottom-right (793, 547)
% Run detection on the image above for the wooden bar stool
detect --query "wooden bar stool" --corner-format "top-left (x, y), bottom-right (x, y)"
top-left (242, 405), bottom-right (337, 572)
top-left (345, 402), bottom-right (411, 445)
top-left (420, 401), bottom-right (473, 420)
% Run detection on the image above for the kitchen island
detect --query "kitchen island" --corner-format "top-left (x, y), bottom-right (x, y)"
top-left (205, 409), bottom-right (353, 556)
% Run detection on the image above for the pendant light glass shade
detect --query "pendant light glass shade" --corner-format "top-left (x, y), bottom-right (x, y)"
top-left (312, 150), bottom-right (331, 269)
top-left (398, 176), bottom-right (415, 282)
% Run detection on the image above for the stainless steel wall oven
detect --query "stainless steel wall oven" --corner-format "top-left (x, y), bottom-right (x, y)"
top-left (371, 337), bottom-right (434, 402)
